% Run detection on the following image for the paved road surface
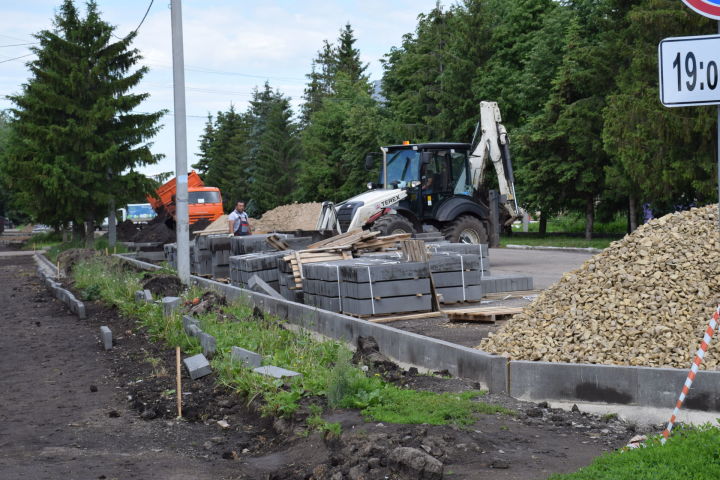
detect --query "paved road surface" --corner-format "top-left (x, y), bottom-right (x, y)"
top-left (488, 248), bottom-right (595, 290)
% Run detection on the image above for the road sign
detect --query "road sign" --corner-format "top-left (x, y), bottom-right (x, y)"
top-left (659, 34), bottom-right (720, 107)
top-left (681, 0), bottom-right (720, 21)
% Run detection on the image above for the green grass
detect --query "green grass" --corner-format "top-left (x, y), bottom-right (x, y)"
top-left (42, 237), bottom-right (129, 263)
top-left (499, 235), bottom-right (616, 250)
top-left (549, 425), bottom-right (720, 480)
top-left (71, 256), bottom-right (513, 429)
top-left (512, 212), bottom-right (628, 235)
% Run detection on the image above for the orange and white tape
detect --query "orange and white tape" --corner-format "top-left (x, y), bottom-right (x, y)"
top-left (661, 306), bottom-right (719, 444)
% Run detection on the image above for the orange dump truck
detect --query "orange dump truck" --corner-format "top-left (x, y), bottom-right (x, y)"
top-left (147, 171), bottom-right (224, 225)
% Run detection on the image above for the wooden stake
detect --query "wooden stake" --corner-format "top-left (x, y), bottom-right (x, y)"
top-left (175, 346), bottom-right (182, 418)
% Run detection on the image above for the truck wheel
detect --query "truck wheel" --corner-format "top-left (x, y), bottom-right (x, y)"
top-left (371, 214), bottom-right (414, 236)
top-left (442, 215), bottom-right (488, 244)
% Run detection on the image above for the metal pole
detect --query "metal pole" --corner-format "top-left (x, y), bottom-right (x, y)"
top-left (171, 0), bottom-right (190, 283)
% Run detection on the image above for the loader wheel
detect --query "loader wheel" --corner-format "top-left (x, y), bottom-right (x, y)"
top-left (442, 215), bottom-right (488, 244)
top-left (371, 214), bottom-right (414, 236)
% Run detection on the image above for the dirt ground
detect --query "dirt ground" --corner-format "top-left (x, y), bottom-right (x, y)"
top-left (0, 250), bottom-right (654, 480)
top-left (252, 203), bottom-right (323, 233)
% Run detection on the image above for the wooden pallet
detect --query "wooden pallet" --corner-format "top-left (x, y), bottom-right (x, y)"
top-left (399, 239), bottom-right (428, 262)
top-left (354, 233), bottom-right (412, 252)
top-left (266, 234), bottom-right (290, 250)
top-left (443, 306), bottom-right (524, 323)
top-left (307, 230), bottom-right (379, 249)
top-left (482, 290), bottom-right (541, 300)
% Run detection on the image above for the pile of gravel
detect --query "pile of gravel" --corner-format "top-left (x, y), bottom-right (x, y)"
top-left (479, 204), bottom-right (720, 369)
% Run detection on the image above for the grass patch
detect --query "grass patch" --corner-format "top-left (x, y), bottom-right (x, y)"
top-left (71, 256), bottom-right (514, 429)
top-left (549, 425), bottom-right (720, 480)
top-left (500, 235), bottom-right (616, 250)
top-left (44, 237), bottom-right (129, 263)
top-left (512, 212), bottom-right (628, 235)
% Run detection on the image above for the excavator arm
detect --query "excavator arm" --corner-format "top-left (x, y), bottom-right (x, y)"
top-left (468, 101), bottom-right (522, 225)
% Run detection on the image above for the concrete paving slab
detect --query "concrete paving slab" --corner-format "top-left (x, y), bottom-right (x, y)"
top-left (183, 354), bottom-right (212, 380)
top-left (182, 315), bottom-right (200, 335)
top-left (248, 274), bottom-right (284, 300)
top-left (162, 297), bottom-right (181, 317)
top-left (231, 346), bottom-right (262, 368)
top-left (198, 332), bottom-right (216, 358)
top-left (100, 326), bottom-right (112, 350)
top-left (342, 294), bottom-right (431, 316)
top-left (436, 285), bottom-right (483, 303)
top-left (252, 365), bottom-right (301, 379)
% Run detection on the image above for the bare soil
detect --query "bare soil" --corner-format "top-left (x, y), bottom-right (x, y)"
top-left (0, 251), bottom-right (657, 480)
top-left (252, 202), bottom-right (323, 233)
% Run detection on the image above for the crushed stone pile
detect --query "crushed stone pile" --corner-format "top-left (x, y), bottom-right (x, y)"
top-left (479, 204), bottom-right (720, 369)
top-left (252, 202), bottom-right (323, 233)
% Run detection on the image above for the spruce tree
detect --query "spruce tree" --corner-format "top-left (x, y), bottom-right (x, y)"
top-left (335, 23), bottom-right (368, 85)
top-left (2, 0), bottom-right (163, 245)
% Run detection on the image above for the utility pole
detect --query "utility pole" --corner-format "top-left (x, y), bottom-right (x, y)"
top-left (170, 0), bottom-right (190, 283)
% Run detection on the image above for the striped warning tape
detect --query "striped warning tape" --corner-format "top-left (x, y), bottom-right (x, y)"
top-left (660, 306), bottom-right (720, 444)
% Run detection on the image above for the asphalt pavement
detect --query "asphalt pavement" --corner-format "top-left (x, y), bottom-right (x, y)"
top-left (488, 247), bottom-right (595, 290)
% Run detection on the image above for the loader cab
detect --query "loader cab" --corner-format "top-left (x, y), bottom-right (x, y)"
top-left (378, 143), bottom-right (475, 222)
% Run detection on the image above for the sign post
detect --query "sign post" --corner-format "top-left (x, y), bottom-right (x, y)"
top-left (663, 1), bottom-right (720, 228)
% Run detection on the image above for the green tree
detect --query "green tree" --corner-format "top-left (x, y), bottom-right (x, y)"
top-left (301, 40), bottom-right (337, 126)
top-left (603, 0), bottom-right (716, 229)
top-left (335, 23), bottom-right (368, 85)
top-left (297, 74), bottom-right (388, 202)
top-left (191, 105), bottom-right (250, 211)
top-left (249, 99), bottom-right (301, 213)
top-left (1, 0), bottom-right (163, 245)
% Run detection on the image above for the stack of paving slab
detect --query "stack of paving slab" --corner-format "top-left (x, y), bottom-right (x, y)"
top-left (426, 242), bottom-right (533, 293)
top-left (229, 250), bottom-right (288, 291)
top-left (208, 235), bottom-right (231, 279)
top-left (303, 258), bottom-right (432, 316)
top-left (278, 253), bottom-right (304, 303)
top-left (429, 252), bottom-right (485, 304)
top-left (230, 234), bottom-right (289, 256)
top-left (192, 234), bottom-right (213, 275)
top-left (230, 233), bottom-right (314, 256)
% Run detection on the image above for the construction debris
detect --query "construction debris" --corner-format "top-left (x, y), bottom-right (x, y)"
top-left (479, 204), bottom-right (720, 369)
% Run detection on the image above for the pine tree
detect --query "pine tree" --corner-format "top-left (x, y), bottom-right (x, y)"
top-left (335, 23), bottom-right (368, 85)
top-left (250, 99), bottom-right (301, 214)
top-left (1, 0), bottom-right (163, 245)
top-left (301, 41), bottom-right (337, 125)
top-left (193, 114), bottom-right (215, 175)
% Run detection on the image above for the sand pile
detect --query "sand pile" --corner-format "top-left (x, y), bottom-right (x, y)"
top-left (252, 203), bottom-right (323, 233)
top-left (479, 204), bottom-right (720, 369)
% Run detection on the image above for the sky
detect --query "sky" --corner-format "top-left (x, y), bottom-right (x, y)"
top-left (0, 0), bottom-right (441, 177)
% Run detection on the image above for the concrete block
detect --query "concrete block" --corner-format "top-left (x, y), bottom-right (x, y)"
top-left (430, 270), bottom-right (483, 288)
top-left (341, 278), bottom-right (430, 299)
top-left (428, 253), bottom-right (482, 272)
top-left (73, 299), bottom-right (86, 319)
top-left (198, 332), bottom-right (216, 357)
top-left (342, 294), bottom-right (431, 316)
top-left (427, 242), bottom-right (489, 257)
top-left (340, 261), bottom-right (430, 283)
top-left (182, 315), bottom-right (200, 335)
top-left (100, 326), bottom-right (112, 350)
top-left (134, 290), bottom-right (146, 302)
top-left (186, 324), bottom-right (202, 337)
top-left (509, 361), bottom-right (639, 405)
top-left (183, 353), bottom-right (212, 380)
top-left (142, 289), bottom-right (153, 302)
top-left (162, 296), bottom-right (181, 317)
top-left (231, 346), bottom-right (262, 368)
top-left (252, 365), bottom-right (302, 379)
top-left (248, 274), bottom-right (284, 300)
top-left (436, 285), bottom-right (483, 303)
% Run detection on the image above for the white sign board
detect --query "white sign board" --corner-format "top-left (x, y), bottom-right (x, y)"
top-left (659, 34), bottom-right (720, 107)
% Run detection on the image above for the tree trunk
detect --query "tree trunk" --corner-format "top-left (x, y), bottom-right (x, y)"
top-left (585, 197), bottom-right (594, 241)
top-left (628, 195), bottom-right (638, 233)
top-left (108, 199), bottom-right (116, 248)
top-left (62, 223), bottom-right (70, 242)
top-left (72, 221), bottom-right (84, 242)
top-left (84, 215), bottom-right (94, 249)
top-left (539, 211), bottom-right (548, 236)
